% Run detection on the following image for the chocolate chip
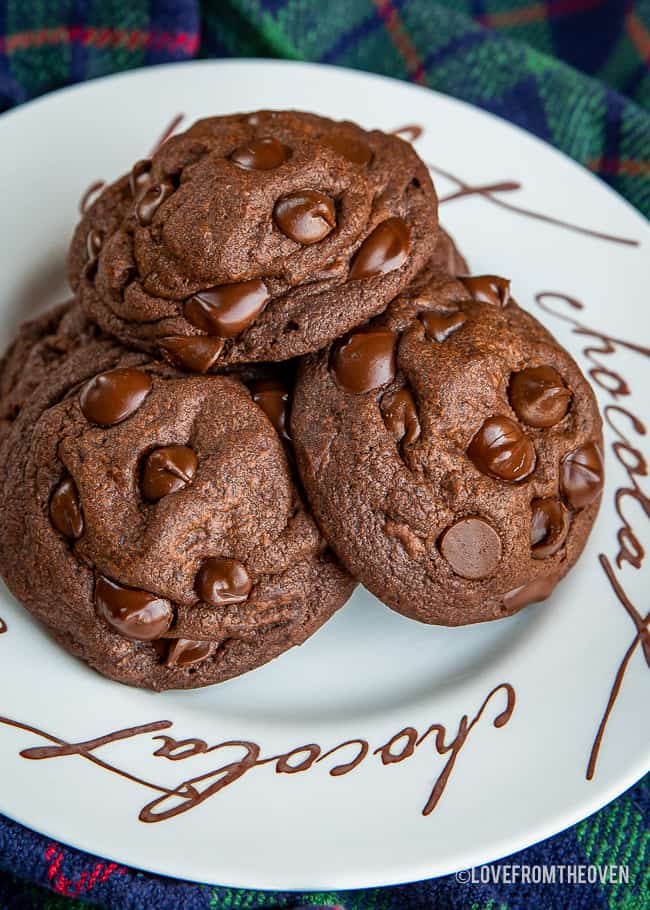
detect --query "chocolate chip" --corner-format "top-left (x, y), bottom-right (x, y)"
top-left (349, 218), bottom-right (410, 280)
top-left (332, 328), bottom-right (397, 394)
top-left (184, 280), bottom-right (269, 338)
top-left (195, 557), bottom-right (252, 606)
top-left (502, 575), bottom-right (556, 611)
top-left (440, 517), bottom-right (502, 579)
top-left (230, 138), bottom-right (291, 170)
top-left (166, 638), bottom-right (215, 668)
top-left (159, 336), bottom-right (224, 373)
top-left (324, 134), bottom-right (373, 166)
top-left (80, 368), bottom-right (152, 427)
top-left (530, 498), bottom-right (570, 558)
top-left (421, 309), bottom-right (466, 342)
top-left (50, 477), bottom-right (83, 540)
top-left (250, 380), bottom-right (291, 443)
top-left (141, 446), bottom-right (198, 502)
top-left (509, 366), bottom-right (571, 427)
top-left (381, 388), bottom-right (420, 448)
top-left (95, 575), bottom-right (173, 641)
top-left (561, 442), bottom-right (604, 509)
top-left (129, 159), bottom-right (152, 197)
top-left (274, 190), bottom-right (336, 244)
top-left (86, 229), bottom-right (103, 260)
top-left (468, 416), bottom-right (536, 482)
top-left (135, 180), bottom-right (175, 227)
top-left (459, 275), bottom-right (511, 307)
top-left (84, 257), bottom-right (98, 281)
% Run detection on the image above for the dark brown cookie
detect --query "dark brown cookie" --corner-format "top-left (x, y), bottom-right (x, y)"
top-left (292, 270), bottom-right (603, 625)
top-left (0, 308), bottom-right (354, 689)
top-left (0, 301), bottom-right (98, 439)
top-left (69, 110), bottom-right (439, 370)
top-left (430, 227), bottom-right (468, 276)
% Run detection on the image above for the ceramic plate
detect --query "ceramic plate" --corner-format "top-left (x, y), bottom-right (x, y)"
top-left (0, 60), bottom-right (648, 890)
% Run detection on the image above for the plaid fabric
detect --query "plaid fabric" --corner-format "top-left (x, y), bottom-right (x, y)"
top-left (0, 1), bottom-right (648, 212)
top-left (0, 775), bottom-right (648, 908)
top-left (0, 2), bottom-right (648, 908)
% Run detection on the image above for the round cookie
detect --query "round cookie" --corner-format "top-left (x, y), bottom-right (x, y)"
top-left (0, 311), bottom-right (354, 689)
top-left (69, 110), bottom-right (439, 370)
top-left (0, 301), bottom-right (99, 441)
top-left (431, 227), bottom-right (468, 276)
top-left (292, 269), bottom-right (604, 625)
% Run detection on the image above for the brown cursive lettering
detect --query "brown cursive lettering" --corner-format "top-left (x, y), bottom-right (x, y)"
top-left (391, 125), bottom-right (639, 247)
top-left (586, 556), bottom-right (650, 780)
top-left (534, 292), bottom-right (650, 780)
top-left (317, 739), bottom-right (369, 775)
top-left (0, 681), bottom-right (515, 825)
top-left (150, 114), bottom-right (185, 156)
top-left (416, 682), bottom-right (515, 815)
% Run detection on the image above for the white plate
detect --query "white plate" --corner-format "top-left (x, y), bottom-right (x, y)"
top-left (0, 60), bottom-right (648, 891)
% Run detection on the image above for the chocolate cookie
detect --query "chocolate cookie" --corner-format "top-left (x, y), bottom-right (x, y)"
top-left (431, 227), bottom-right (468, 276)
top-left (292, 270), bottom-right (603, 625)
top-left (0, 309), bottom-right (354, 689)
top-left (0, 301), bottom-right (98, 441)
top-left (69, 110), bottom-right (438, 370)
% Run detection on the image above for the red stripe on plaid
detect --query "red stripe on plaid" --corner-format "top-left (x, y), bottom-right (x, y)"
top-left (587, 156), bottom-right (650, 176)
top-left (478, 0), bottom-right (603, 28)
top-left (372, 0), bottom-right (427, 84)
top-left (0, 26), bottom-right (199, 55)
top-left (626, 12), bottom-right (650, 65)
top-left (44, 844), bottom-right (126, 897)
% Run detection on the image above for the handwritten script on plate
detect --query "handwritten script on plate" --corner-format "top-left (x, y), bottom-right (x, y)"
top-left (0, 683), bottom-right (515, 823)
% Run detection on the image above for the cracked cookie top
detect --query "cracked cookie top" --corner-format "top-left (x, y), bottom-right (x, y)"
top-left (0, 306), bottom-right (354, 689)
top-left (69, 110), bottom-right (438, 369)
top-left (292, 269), bottom-right (603, 625)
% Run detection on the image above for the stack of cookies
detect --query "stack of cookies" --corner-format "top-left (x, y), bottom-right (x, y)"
top-left (0, 111), bottom-right (604, 690)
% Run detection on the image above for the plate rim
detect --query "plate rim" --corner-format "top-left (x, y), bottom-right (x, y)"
top-left (0, 56), bottom-right (648, 891)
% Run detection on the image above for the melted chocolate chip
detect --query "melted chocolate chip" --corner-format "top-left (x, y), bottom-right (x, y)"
top-left (195, 557), bottom-right (252, 606)
top-left (166, 638), bottom-right (215, 668)
top-left (502, 575), bottom-right (557, 611)
top-left (135, 180), bottom-right (175, 227)
top-left (95, 576), bottom-right (173, 641)
top-left (86, 229), bottom-right (103, 260)
top-left (141, 446), bottom-right (198, 501)
top-left (50, 477), bottom-right (84, 540)
top-left (509, 366), bottom-right (571, 428)
top-left (324, 133), bottom-right (373, 166)
top-left (468, 416), bottom-right (536, 482)
top-left (332, 328), bottom-right (397, 394)
top-left (381, 388), bottom-right (420, 448)
top-left (421, 309), bottom-right (466, 342)
top-left (80, 368), bottom-right (152, 427)
top-left (159, 336), bottom-right (224, 373)
top-left (561, 442), bottom-right (604, 509)
top-left (184, 280), bottom-right (269, 338)
top-left (230, 138), bottom-right (291, 170)
top-left (306, 259), bottom-right (347, 283)
top-left (459, 275), bottom-right (511, 307)
top-left (274, 190), bottom-right (336, 244)
top-left (84, 257), bottom-right (98, 281)
top-left (349, 218), bottom-right (410, 280)
top-left (129, 159), bottom-right (152, 197)
top-left (439, 517), bottom-right (502, 579)
top-left (530, 498), bottom-right (571, 558)
top-left (250, 380), bottom-right (291, 443)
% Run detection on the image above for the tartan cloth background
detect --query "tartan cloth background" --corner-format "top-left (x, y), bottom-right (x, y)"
top-left (0, 1), bottom-right (648, 908)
